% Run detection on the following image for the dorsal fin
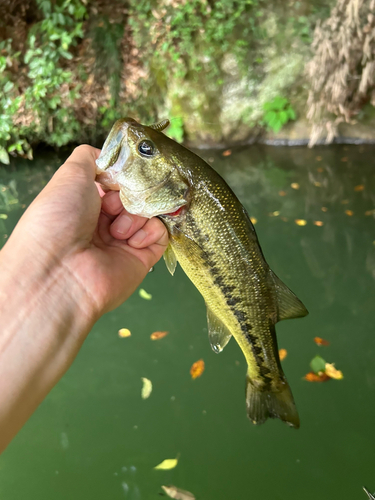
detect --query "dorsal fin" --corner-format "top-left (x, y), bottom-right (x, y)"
top-left (270, 271), bottom-right (308, 321)
top-left (163, 243), bottom-right (177, 276)
top-left (206, 305), bottom-right (232, 353)
top-left (149, 119), bottom-right (170, 132)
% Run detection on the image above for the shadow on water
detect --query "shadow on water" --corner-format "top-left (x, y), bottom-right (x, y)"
top-left (0, 144), bottom-right (375, 500)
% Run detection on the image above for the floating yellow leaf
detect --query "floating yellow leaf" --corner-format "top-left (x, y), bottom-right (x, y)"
top-left (118, 328), bottom-right (131, 338)
top-left (313, 221), bottom-right (324, 227)
top-left (162, 485), bottom-right (195, 500)
top-left (345, 210), bottom-right (354, 216)
top-left (321, 207), bottom-right (328, 212)
top-left (0, 214), bottom-right (8, 219)
top-left (314, 336), bottom-right (330, 346)
top-left (222, 149), bottom-right (232, 157)
top-left (154, 458), bottom-right (179, 470)
top-left (295, 219), bottom-right (307, 226)
top-left (325, 363), bottom-right (343, 380)
top-left (354, 185), bottom-right (364, 192)
top-left (304, 371), bottom-right (330, 382)
top-left (150, 331), bottom-right (169, 340)
top-left (139, 288), bottom-right (152, 300)
top-left (270, 210), bottom-right (280, 217)
top-left (278, 190), bottom-right (286, 196)
top-left (291, 183), bottom-right (300, 189)
top-left (141, 377), bottom-right (153, 399)
top-left (250, 217), bottom-right (257, 225)
top-left (279, 348), bottom-right (287, 361)
top-left (314, 181), bottom-right (322, 187)
top-left (190, 359), bottom-right (205, 379)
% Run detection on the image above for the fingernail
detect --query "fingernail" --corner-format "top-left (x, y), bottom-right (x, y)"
top-left (130, 228), bottom-right (147, 245)
top-left (114, 214), bottom-right (132, 235)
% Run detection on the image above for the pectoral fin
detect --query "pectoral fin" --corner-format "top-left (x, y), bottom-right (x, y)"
top-left (206, 306), bottom-right (232, 353)
top-left (271, 271), bottom-right (308, 321)
top-left (163, 243), bottom-right (177, 276)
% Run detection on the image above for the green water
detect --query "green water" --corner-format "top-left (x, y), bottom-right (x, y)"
top-left (0, 144), bottom-right (375, 500)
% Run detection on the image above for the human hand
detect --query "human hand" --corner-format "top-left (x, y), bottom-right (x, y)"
top-left (4, 145), bottom-right (168, 318)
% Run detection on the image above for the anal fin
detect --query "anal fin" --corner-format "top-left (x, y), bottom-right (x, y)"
top-left (270, 270), bottom-right (308, 321)
top-left (206, 305), bottom-right (232, 353)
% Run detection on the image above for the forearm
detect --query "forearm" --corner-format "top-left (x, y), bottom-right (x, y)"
top-left (0, 241), bottom-right (96, 453)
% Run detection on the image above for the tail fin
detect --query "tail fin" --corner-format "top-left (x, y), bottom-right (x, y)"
top-left (245, 375), bottom-right (300, 429)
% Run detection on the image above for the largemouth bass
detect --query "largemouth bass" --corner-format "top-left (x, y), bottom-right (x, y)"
top-left (96, 118), bottom-right (308, 428)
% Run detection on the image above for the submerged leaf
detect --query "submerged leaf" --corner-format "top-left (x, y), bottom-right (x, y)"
top-left (310, 355), bottom-right (326, 374)
top-left (118, 328), bottom-right (131, 338)
top-left (190, 359), bottom-right (205, 379)
top-left (304, 371), bottom-right (330, 382)
top-left (314, 337), bottom-right (330, 346)
top-left (161, 485), bottom-right (195, 500)
top-left (278, 190), bottom-right (287, 196)
top-left (139, 288), bottom-right (152, 300)
top-left (354, 185), bottom-right (364, 192)
top-left (141, 377), bottom-right (153, 399)
top-left (325, 363), bottom-right (343, 380)
top-left (150, 331), bottom-right (169, 340)
top-left (154, 458), bottom-right (178, 470)
top-left (279, 348), bottom-right (287, 361)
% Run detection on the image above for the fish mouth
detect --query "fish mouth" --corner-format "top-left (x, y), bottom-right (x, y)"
top-left (95, 120), bottom-right (130, 174)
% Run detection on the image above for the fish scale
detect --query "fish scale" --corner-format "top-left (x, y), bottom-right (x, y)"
top-left (96, 117), bottom-right (308, 428)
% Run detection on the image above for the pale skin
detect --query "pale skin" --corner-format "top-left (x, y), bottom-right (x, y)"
top-left (0, 145), bottom-right (168, 453)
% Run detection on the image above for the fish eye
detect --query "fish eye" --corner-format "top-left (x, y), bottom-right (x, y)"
top-left (138, 140), bottom-right (156, 157)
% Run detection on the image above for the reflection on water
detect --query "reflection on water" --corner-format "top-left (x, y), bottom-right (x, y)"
top-left (0, 144), bottom-right (375, 500)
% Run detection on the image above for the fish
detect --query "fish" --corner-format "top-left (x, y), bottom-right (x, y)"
top-left (96, 117), bottom-right (308, 428)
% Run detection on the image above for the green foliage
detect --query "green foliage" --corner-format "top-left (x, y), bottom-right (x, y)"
top-left (0, 0), bottom-right (86, 164)
top-left (310, 355), bottom-right (326, 374)
top-left (262, 96), bottom-right (296, 133)
top-left (166, 117), bottom-right (184, 143)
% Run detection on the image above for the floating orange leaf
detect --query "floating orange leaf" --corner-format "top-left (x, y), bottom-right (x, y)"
top-left (222, 149), bottom-right (232, 157)
top-left (304, 371), bottom-right (331, 382)
top-left (354, 184), bottom-right (364, 192)
top-left (118, 328), bottom-right (131, 338)
top-left (325, 363), bottom-right (343, 380)
top-left (279, 348), bottom-right (287, 361)
top-left (278, 190), bottom-right (287, 196)
top-left (295, 219), bottom-right (307, 226)
top-left (291, 183), bottom-right (300, 189)
top-left (150, 331), bottom-right (169, 340)
top-left (345, 210), bottom-right (354, 216)
top-left (250, 217), bottom-right (257, 225)
top-left (314, 336), bottom-right (330, 346)
top-left (314, 221), bottom-right (324, 227)
top-left (190, 359), bottom-right (205, 379)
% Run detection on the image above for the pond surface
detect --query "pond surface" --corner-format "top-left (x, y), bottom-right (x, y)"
top-left (0, 144), bottom-right (375, 500)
